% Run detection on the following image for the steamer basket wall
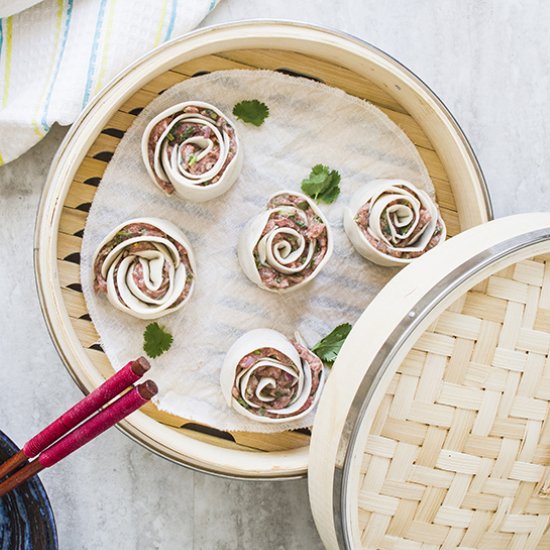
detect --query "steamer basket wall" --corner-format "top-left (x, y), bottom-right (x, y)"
top-left (35, 21), bottom-right (491, 479)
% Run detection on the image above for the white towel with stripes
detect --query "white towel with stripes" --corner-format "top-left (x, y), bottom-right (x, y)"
top-left (0, 0), bottom-right (218, 165)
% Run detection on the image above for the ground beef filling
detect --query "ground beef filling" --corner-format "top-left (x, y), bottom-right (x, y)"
top-left (147, 105), bottom-right (238, 194)
top-left (253, 194), bottom-right (329, 290)
top-left (93, 223), bottom-right (194, 307)
top-left (232, 342), bottom-right (323, 419)
top-left (355, 187), bottom-right (444, 259)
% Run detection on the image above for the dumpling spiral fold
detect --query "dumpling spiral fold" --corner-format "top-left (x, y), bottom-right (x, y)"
top-left (220, 328), bottom-right (325, 423)
top-left (93, 217), bottom-right (196, 319)
top-left (344, 179), bottom-right (446, 266)
top-left (141, 101), bottom-right (243, 202)
top-left (238, 191), bottom-right (333, 292)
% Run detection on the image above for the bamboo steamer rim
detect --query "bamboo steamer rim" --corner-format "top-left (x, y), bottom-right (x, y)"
top-left (34, 20), bottom-right (491, 479)
top-left (309, 213), bottom-right (550, 549)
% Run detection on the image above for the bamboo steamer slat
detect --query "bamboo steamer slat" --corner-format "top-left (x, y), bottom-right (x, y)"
top-left (35, 21), bottom-right (491, 480)
top-left (309, 214), bottom-right (550, 549)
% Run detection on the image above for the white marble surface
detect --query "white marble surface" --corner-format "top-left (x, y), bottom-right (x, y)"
top-left (1, 1), bottom-right (549, 548)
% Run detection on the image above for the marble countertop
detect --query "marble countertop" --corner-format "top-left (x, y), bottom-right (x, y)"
top-left (1, 1), bottom-right (548, 548)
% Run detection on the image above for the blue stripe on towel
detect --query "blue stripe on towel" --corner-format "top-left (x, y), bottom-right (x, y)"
top-left (41, 0), bottom-right (74, 131)
top-left (164, 0), bottom-right (177, 41)
top-left (82, 0), bottom-right (107, 108)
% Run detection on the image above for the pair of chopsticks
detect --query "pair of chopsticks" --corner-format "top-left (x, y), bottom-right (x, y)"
top-left (0, 357), bottom-right (157, 498)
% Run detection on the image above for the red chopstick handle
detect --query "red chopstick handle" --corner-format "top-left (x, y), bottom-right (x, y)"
top-left (23, 358), bottom-right (150, 459)
top-left (38, 381), bottom-right (157, 468)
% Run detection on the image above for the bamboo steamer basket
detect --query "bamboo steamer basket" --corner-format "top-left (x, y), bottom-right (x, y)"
top-left (35, 21), bottom-right (491, 480)
top-left (309, 214), bottom-right (550, 549)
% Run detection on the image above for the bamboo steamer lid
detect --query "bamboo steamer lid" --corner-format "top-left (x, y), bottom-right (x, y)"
top-left (309, 213), bottom-right (550, 549)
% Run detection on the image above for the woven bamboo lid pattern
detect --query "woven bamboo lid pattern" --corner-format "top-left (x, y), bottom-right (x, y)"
top-left (310, 214), bottom-right (550, 549)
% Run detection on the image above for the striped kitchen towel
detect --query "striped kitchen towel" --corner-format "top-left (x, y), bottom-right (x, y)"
top-left (0, 0), bottom-right (218, 165)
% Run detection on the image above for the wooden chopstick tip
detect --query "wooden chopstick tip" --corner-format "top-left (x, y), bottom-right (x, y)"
top-left (0, 459), bottom-right (44, 499)
top-left (131, 356), bottom-right (151, 376)
top-left (0, 451), bottom-right (27, 481)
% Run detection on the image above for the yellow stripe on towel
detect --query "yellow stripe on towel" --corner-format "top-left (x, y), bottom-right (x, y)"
top-left (153, 0), bottom-right (169, 47)
top-left (93, 0), bottom-right (117, 94)
top-left (2, 17), bottom-right (13, 108)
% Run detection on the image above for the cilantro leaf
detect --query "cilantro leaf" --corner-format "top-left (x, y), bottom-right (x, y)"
top-left (232, 100), bottom-right (269, 126)
top-left (312, 323), bottom-right (352, 366)
top-left (143, 322), bottom-right (173, 359)
top-left (301, 164), bottom-right (341, 204)
top-left (320, 171), bottom-right (341, 203)
top-left (300, 166), bottom-right (330, 198)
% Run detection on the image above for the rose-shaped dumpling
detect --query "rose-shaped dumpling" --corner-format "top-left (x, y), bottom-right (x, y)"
top-left (93, 217), bottom-right (196, 319)
top-left (343, 179), bottom-right (446, 267)
top-left (238, 191), bottom-right (333, 292)
top-left (220, 328), bottom-right (325, 423)
top-left (141, 101), bottom-right (243, 202)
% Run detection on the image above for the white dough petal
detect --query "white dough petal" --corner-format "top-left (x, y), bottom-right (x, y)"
top-left (343, 179), bottom-right (446, 267)
top-left (93, 217), bottom-right (196, 320)
top-left (238, 190), bottom-right (333, 293)
top-left (220, 328), bottom-right (326, 424)
top-left (141, 101), bottom-right (243, 203)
